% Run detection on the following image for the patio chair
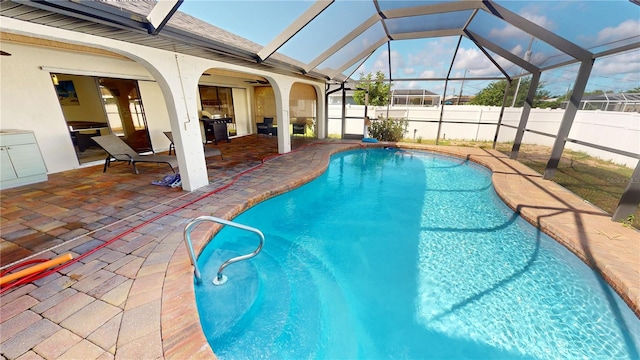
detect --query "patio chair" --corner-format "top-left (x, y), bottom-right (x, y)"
top-left (92, 134), bottom-right (178, 174)
top-left (257, 117), bottom-right (277, 137)
top-left (292, 117), bottom-right (306, 137)
top-left (163, 131), bottom-right (223, 160)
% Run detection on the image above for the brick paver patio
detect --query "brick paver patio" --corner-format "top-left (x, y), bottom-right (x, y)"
top-left (1, 136), bottom-right (638, 359)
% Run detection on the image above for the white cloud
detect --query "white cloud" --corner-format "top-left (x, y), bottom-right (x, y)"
top-left (390, 50), bottom-right (405, 75)
top-left (403, 67), bottom-right (415, 76)
top-left (369, 50), bottom-right (389, 75)
top-left (593, 50), bottom-right (640, 77)
top-left (419, 70), bottom-right (437, 78)
top-left (487, 7), bottom-right (555, 41)
top-left (578, 19), bottom-right (640, 48)
top-left (405, 39), bottom-right (456, 70)
top-left (488, 23), bottom-right (527, 42)
top-left (402, 81), bottom-right (420, 89)
top-left (510, 44), bottom-right (525, 58)
top-left (520, 12), bottom-right (555, 31)
top-left (431, 83), bottom-right (445, 94)
top-left (454, 47), bottom-right (502, 77)
top-left (596, 19), bottom-right (640, 44)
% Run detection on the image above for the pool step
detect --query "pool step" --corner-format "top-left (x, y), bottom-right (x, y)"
top-left (269, 236), bottom-right (324, 359)
top-left (277, 236), bottom-right (359, 359)
top-left (214, 234), bottom-right (327, 358)
top-left (199, 236), bottom-right (300, 357)
top-left (265, 235), bottom-right (358, 359)
top-left (197, 232), bottom-right (360, 358)
top-left (195, 242), bottom-right (265, 343)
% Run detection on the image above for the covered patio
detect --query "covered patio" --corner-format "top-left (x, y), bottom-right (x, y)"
top-left (1, 136), bottom-right (292, 266)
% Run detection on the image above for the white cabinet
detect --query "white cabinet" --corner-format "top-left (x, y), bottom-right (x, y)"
top-left (0, 131), bottom-right (48, 190)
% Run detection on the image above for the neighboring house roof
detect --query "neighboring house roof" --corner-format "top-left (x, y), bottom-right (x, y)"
top-left (391, 89), bottom-right (439, 96)
top-left (581, 93), bottom-right (640, 102)
top-left (330, 89), bottom-right (440, 96)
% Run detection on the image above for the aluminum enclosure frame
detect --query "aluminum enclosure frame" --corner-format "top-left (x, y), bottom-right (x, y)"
top-left (2, 0), bottom-right (639, 221)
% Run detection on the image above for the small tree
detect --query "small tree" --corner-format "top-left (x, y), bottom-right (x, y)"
top-left (354, 71), bottom-right (391, 106)
top-left (368, 117), bottom-right (408, 142)
top-left (470, 78), bottom-right (552, 108)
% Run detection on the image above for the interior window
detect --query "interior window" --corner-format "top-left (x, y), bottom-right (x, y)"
top-left (199, 85), bottom-right (235, 123)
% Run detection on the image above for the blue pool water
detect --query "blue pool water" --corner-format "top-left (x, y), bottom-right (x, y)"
top-left (195, 149), bottom-right (640, 359)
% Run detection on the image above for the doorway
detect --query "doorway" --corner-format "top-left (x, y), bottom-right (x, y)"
top-left (52, 73), bottom-right (109, 164)
top-left (199, 85), bottom-right (237, 139)
top-left (254, 86), bottom-right (277, 127)
top-left (98, 78), bottom-right (152, 153)
top-left (52, 74), bottom-right (153, 164)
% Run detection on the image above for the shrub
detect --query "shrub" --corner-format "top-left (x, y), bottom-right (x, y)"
top-left (368, 117), bottom-right (408, 142)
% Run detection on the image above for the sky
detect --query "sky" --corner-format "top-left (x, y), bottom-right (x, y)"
top-left (179, 0), bottom-right (640, 97)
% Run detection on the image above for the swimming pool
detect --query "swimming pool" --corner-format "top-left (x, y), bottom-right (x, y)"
top-left (195, 148), bottom-right (640, 359)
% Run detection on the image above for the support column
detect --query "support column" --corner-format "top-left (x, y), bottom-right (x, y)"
top-left (270, 76), bottom-right (292, 154)
top-left (510, 72), bottom-right (540, 159)
top-left (435, 79), bottom-right (448, 145)
top-left (148, 54), bottom-right (210, 191)
top-left (314, 83), bottom-right (326, 139)
top-left (278, 103), bottom-right (291, 154)
top-left (543, 59), bottom-right (593, 179)
top-left (492, 80), bottom-right (512, 149)
top-left (341, 85), bottom-right (347, 139)
top-left (437, 36), bottom-right (463, 145)
top-left (612, 161), bottom-right (640, 222)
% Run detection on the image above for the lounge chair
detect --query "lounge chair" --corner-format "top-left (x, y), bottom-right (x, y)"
top-left (164, 131), bottom-right (176, 155)
top-left (163, 131), bottom-right (223, 160)
top-left (92, 134), bottom-right (178, 174)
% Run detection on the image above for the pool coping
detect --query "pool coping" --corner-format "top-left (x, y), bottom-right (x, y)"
top-left (160, 141), bottom-right (640, 359)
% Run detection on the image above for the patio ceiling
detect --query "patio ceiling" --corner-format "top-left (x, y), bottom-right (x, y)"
top-left (3, 0), bottom-right (639, 86)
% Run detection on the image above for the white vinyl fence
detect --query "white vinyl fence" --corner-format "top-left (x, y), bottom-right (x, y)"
top-left (328, 105), bottom-right (640, 168)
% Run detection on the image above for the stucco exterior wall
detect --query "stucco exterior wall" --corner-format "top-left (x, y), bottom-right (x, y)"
top-left (0, 42), bottom-right (160, 173)
top-left (0, 39), bottom-right (326, 177)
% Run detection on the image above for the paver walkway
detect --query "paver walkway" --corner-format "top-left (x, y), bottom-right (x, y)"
top-left (1, 136), bottom-right (638, 359)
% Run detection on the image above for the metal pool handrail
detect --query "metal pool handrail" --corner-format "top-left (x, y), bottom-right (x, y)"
top-left (183, 215), bottom-right (265, 285)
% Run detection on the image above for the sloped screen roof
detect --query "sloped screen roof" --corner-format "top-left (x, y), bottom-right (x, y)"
top-left (6, 0), bottom-right (638, 95)
top-left (173, 0), bottom-right (638, 95)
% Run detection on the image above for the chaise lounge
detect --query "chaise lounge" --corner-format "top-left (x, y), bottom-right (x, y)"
top-left (92, 134), bottom-right (179, 174)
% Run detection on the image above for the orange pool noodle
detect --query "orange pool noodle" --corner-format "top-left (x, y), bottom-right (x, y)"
top-left (0, 253), bottom-right (73, 285)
